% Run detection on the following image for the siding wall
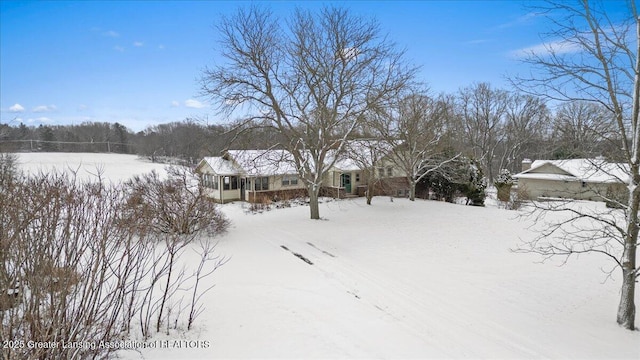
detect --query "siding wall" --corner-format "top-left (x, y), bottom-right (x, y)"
top-left (519, 178), bottom-right (627, 202)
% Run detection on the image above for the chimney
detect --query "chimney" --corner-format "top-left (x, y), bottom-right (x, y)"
top-left (522, 158), bottom-right (532, 172)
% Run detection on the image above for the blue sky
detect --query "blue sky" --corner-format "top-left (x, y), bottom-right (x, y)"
top-left (0, 1), bottom-right (629, 132)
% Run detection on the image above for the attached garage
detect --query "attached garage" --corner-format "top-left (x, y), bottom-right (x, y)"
top-left (513, 158), bottom-right (629, 203)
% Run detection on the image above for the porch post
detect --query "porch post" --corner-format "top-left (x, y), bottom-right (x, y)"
top-left (219, 175), bottom-right (223, 203)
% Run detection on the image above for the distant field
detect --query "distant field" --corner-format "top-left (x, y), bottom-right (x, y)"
top-left (14, 152), bottom-right (168, 183)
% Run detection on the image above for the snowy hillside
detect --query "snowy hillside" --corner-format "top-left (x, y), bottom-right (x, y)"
top-left (12, 153), bottom-right (640, 358)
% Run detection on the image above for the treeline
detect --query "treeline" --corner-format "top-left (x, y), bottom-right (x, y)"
top-left (0, 82), bottom-right (621, 177)
top-left (357, 82), bottom-right (620, 178)
top-left (0, 119), bottom-right (227, 163)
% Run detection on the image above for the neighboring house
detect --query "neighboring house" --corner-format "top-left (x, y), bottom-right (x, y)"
top-left (513, 158), bottom-right (629, 202)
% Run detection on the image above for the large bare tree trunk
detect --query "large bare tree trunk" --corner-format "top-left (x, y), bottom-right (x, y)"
top-left (617, 17), bottom-right (640, 329)
top-left (408, 178), bottom-right (416, 201)
top-left (618, 182), bottom-right (637, 328)
top-left (308, 185), bottom-right (320, 220)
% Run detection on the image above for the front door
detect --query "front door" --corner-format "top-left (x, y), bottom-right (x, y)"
top-left (240, 178), bottom-right (246, 201)
top-left (340, 173), bottom-right (351, 193)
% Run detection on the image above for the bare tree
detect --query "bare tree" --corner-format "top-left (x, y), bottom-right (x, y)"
top-left (512, 0), bottom-right (638, 330)
top-left (551, 100), bottom-right (619, 159)
top-left (373, 90), bottom-right (460, 201)
top-left (201, 5), bottom-right (415, 219)
top-left (499, 93), bottom-right (552, 173)
top-left (456, 82), bottom-right (509, 181)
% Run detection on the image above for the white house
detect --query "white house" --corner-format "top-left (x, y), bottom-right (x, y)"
top-left (513, 158), bottom-right (629, 203)
top-left (196, 150), bottom-right (307, 203)
top-left (196, 143), bottom-right (409, 203)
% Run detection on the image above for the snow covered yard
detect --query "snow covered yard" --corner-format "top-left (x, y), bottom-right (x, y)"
top-left (11, 153), bottom-right (639, 358)
top-left (167, 198), bottom-right (636, 359)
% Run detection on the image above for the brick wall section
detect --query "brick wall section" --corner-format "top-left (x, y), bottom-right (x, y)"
top-left (372, 177), bottom-right (411, 197)
top-left (248, 188), bottom-right (309, 203)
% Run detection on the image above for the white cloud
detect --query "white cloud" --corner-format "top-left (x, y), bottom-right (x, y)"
top-left (9, 103), bottom-right (25, 113)
top-left (171, 101), bottom-right (180, 107)
top-left (32, 104), bottom-right (57, 113)
top-left (495, 12), bottom-right (542, 30)
top-left (158, 44), bottom-right (165, 50)
top-left (184, 99), bottom-right (208, 109)
top-left (26, 117), bottom-right (52, 123)
top-left (510, 39), bottom-right (582, 58)
top-left (114, 45), bottom-right (125, 52)
top-left (77, 104), bottom-right (88, 111)
top-left (103, 30), bottom-right (120, 38)
top-left (133, 41), bottom-right (144, 47)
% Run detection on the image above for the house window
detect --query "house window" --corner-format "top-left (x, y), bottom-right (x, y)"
top-left (223, 176), bottom-right (238, 190)
top-left (355, 173), bottom-right (360, 182)
top-left (282, 174), bottom-right (298, 186)
top-left (387, 167), bottom-right (393, 177)
top-left (378, 168), bottom-right (385, 178)
top-left (202, 174), bottom-right (218, 190)
top-left (255, 177), bottom-right (269, 191)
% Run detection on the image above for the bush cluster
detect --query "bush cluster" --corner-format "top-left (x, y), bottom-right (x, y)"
top-left (0, 156), bottom-right (227, 360)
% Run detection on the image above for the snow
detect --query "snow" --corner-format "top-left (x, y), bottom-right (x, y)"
top-left (12, 153), bottom-right (640, 358)
top-left (188, 200), bottom-right (638, 359)
top-left (199, 156), bottom-right (244, 176)
top-left (14, 152), bottom-right (168, 182)
top-left (227, 150), bottom-right (298, 176)
top-left (516, 158), bottom-right (629, 184)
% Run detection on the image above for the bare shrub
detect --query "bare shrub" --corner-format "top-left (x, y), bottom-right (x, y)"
top-left (1, 171), bottom-right (135, 359)
top-left (125, 166), bottom-right (228, 236)
top-left (123, 165), bottom-right (229, 336)
top-left (1, 163), bottom-right (228, 359)
top-left (504, 185), bottom-right (529, 211)
top-left (188, 241), bottom-right (228, 331)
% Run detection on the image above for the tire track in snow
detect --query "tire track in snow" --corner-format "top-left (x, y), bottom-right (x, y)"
top-left (273, 228), bottom-right (549, 358)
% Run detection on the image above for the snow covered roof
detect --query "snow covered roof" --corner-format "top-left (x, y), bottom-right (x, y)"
top-left (226, 150), bottom-right (298, 176)
top-left (514, 158), bottom-right (629, 184)
top-left (199, 156), bottom-right (244, 175)
top-left (200, 142), bottom-right (386, 177)
top-left (331, 157), bottom-right (361, 171)
top-left (331, 140), bottom-right (393, 171)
